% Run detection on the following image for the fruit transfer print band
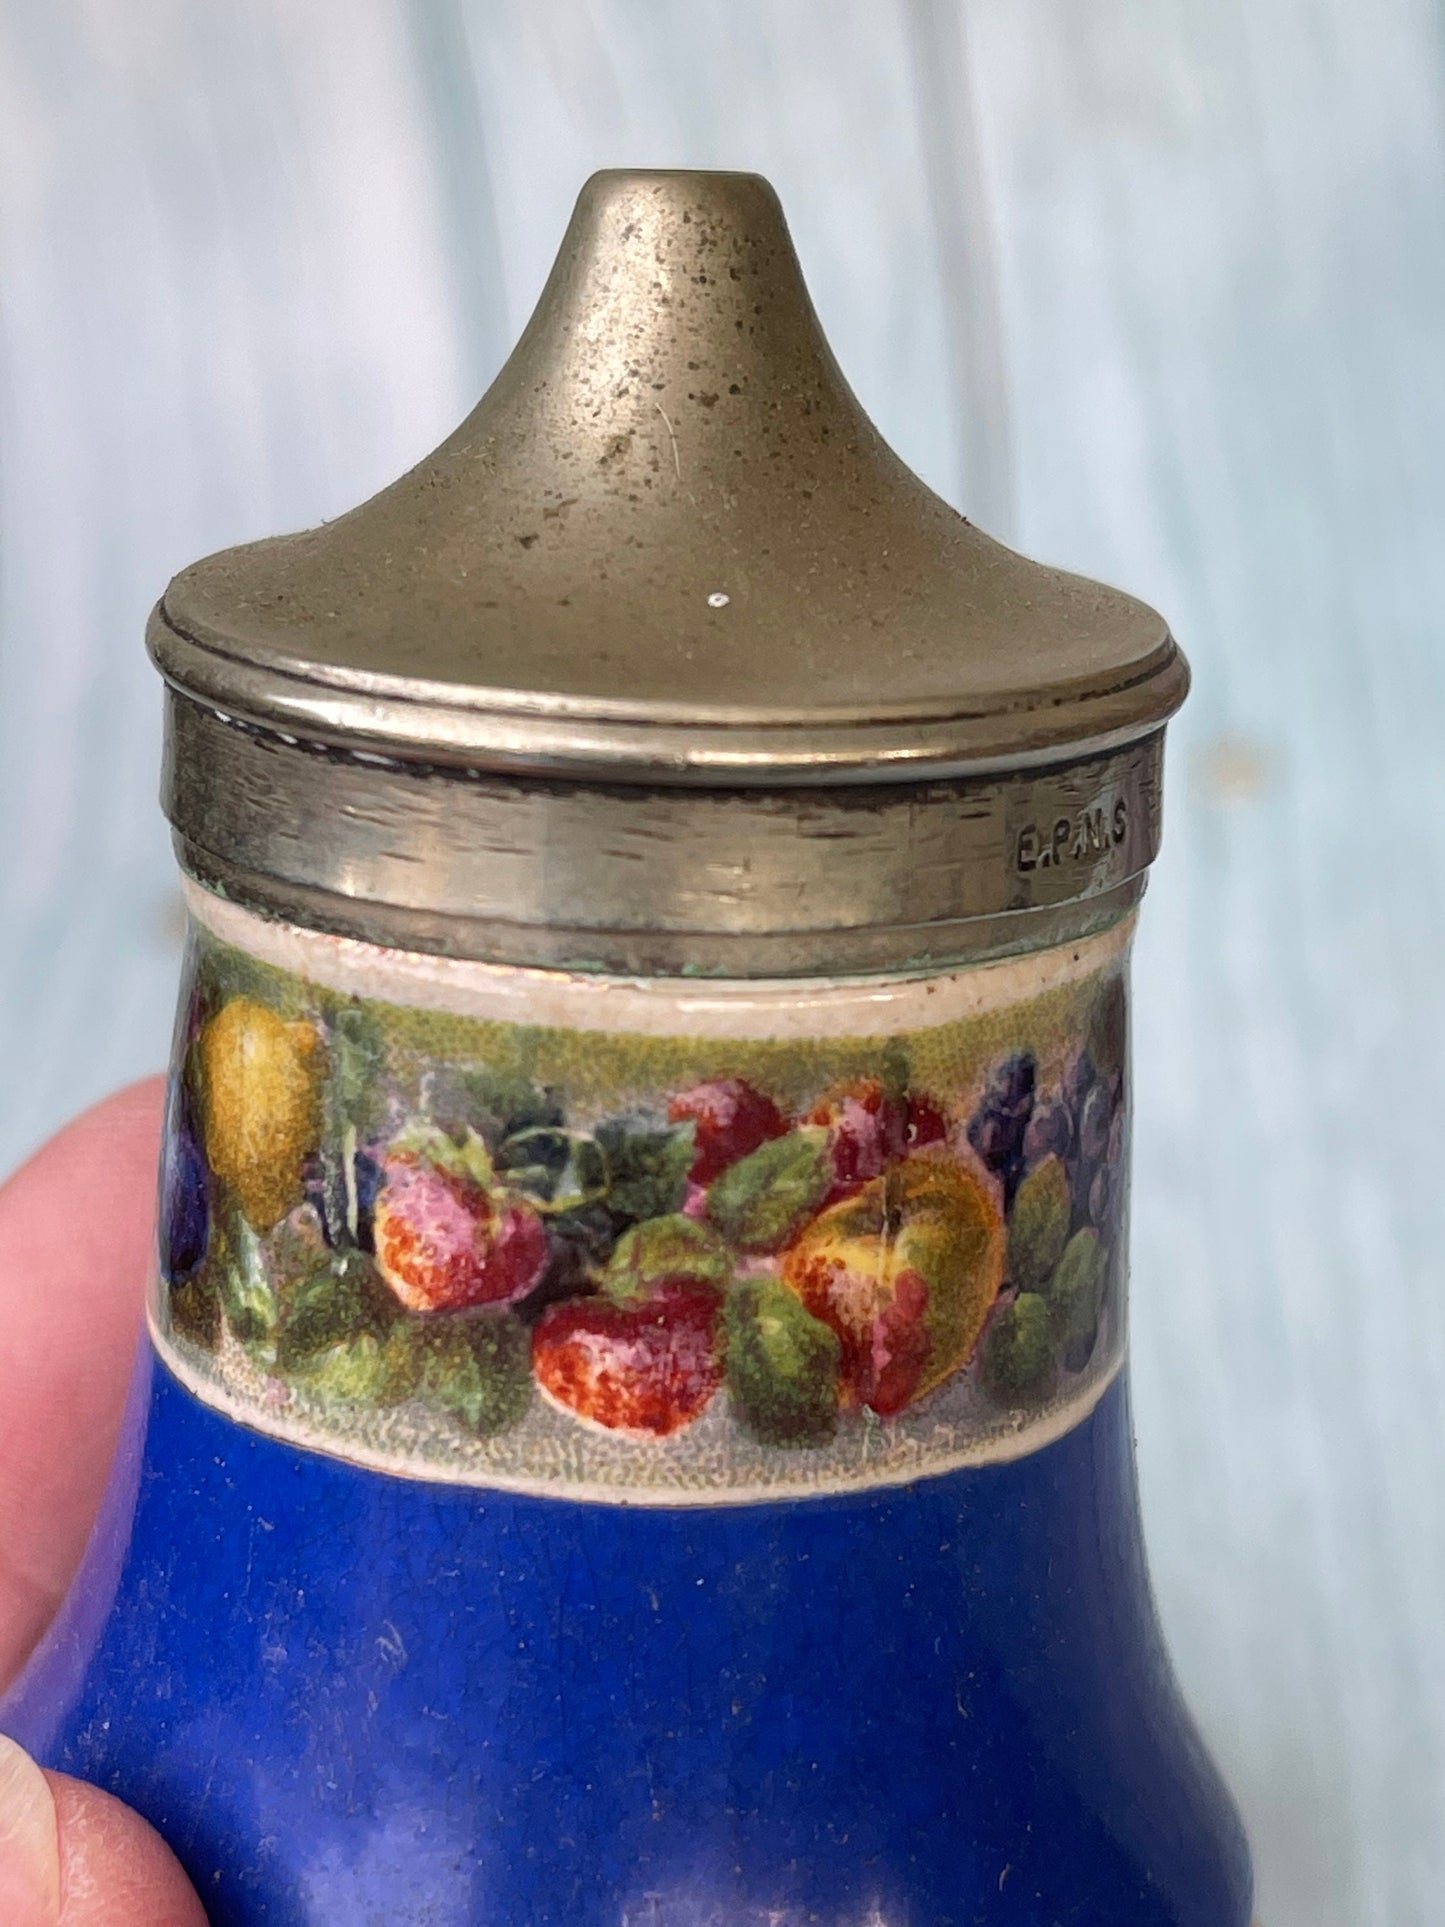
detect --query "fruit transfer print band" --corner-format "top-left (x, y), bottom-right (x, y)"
top-left (154, 886), bottom-right (1133, 1503)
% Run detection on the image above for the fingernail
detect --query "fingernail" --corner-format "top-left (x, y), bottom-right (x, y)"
top-left (0, 1734), bottom-right (60, 1924)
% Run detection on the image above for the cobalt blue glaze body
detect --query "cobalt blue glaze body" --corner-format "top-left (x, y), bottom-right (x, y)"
top-left (6, 1352), bottom-right (1248, 1925)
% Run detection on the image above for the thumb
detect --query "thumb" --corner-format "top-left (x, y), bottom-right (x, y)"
top-left (0, 1736), bottom-right (206, 1926)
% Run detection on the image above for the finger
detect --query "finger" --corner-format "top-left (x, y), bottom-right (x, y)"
top-left (0, 1080), bottom-right (166, 1687)
top-left (0, 1736), bottom-right (206, 1926)
top-left (47, 1769), bottom-right (209, 1927)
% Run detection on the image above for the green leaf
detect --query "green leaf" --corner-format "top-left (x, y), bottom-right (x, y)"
top-left (604, 1214), bottom-right (733, 1303)
top-left (541, 1196), bottom-right (615, 1268)
top-left (879, 1041), bottom-right (911, 1104)
top-left (460, 1069), bottom-right (564, 1140)
top-left (275, 1250), bottom-right (397, 1370)
top-left (1007, 1156), bottom-right (1071, 1290)
top-left (221, 1213), bottom-right (278, 1349)
top-left (494, 1126), bottom-right (615, 1214)
top-left (533, 1135), bottom-right (609, 1218)
top-left (169, 1269), bottom-right (221, 1349)
top-left (387, 1122), bottom-right (495, 1192)
top-left (407, 1313), bottom-right (532, 1436)
top-left (312, 1005), bottom-right (384, 1240)
top-left (278, 1269), bottom-right (355, 1364)
top-left (298, 1329), bottom-right (416, 1407)
top-left (981, 1294), bottom-right (1059, 1405)
top-left (706, 1128), bottom-right (831, 1253)
top-left (332, 1003), bottom-right (387, 1131)
top-left (494, 1124), bottom-right (573, 1202)
top-left (1043, 1228), bottom-right (1106, 1356)
top-left (593, 1117), bottom-right (695, 1224)
top-left (725, 1279), bottom-right (840, 1447)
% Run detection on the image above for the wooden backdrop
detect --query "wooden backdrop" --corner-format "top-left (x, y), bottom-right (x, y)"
top-left (2, 5), bottom-right (1443, 1922)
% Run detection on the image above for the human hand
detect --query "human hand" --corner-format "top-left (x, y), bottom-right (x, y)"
top-left (0, 1081), bottom-right (207, 1924)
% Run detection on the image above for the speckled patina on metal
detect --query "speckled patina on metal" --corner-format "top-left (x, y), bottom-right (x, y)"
top-left (149, 169), bottom-right (1187, 972)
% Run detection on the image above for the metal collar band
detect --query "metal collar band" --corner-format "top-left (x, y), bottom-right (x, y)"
top-left (168, 693), bottom-right (1159, 975)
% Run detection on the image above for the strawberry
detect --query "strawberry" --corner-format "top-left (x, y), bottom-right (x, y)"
top-left (372, 1128), bottom-right (547, 1314)
top-left (806, 1080), bottom-right (948, 1195)
top-left (531, 1285), bottom-right (723, 1438)
top-left (905, 1093), bottom-right (949, 1154)
top-left (668, 1078), bottom-right (788, 1186)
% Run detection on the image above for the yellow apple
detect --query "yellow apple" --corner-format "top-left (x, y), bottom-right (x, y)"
top-left (780, 1149), bottom-right (1004, 1417)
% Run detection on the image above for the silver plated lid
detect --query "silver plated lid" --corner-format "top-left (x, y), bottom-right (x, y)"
top-left (152, 169), bottom-right (1187, 975)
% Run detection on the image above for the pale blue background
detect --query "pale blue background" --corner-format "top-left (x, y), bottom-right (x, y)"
top-left (1, 6), bottom-right (1442, 1923)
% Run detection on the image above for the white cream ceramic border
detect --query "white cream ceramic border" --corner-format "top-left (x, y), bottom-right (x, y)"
top-left (152, 1329), bottom-right (1124, 1505)
top-left (186, 877), bottom-right (1133, 1039)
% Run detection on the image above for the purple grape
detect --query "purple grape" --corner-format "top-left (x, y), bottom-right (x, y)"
top-left (1078, 1081), bottom-right (1112, 1162)
top-left (991, 1050), bottom-right (1037, 1115)
top-left (1023, 1093), bottom-right (1073, 1167)
top-left (1088, 1162), bottom-right (1116, 1231)
top-left (970, 1110), bottom-right (1015, 1168)
top-left (1061, 1048), bottom-right (1097, 1115)
top-left (968, 1051), bottom-right (1037, 1208)
top-left (159, 1073), bottom-right (209, 1284)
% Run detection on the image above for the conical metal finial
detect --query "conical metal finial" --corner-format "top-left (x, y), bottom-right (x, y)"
top-left (151, 169), bottom-right (1183, 781)
top-left (150, 169), bottom-right (1187, 973)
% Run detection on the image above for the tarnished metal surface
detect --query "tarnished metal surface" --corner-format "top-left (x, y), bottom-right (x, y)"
top-left (166, 692), bottom-right (1158, 973)
top-left (151, 170), bottom-right (1186, 786)
top-left (150, 168), bottom-right (1184, 965)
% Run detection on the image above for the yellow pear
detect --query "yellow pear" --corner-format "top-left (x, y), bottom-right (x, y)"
top-left (200, 998), bottom-right (323, 1230)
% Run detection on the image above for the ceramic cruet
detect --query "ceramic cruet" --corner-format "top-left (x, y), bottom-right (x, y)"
top-left (1, 170), bottom-right (1254, 1927)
